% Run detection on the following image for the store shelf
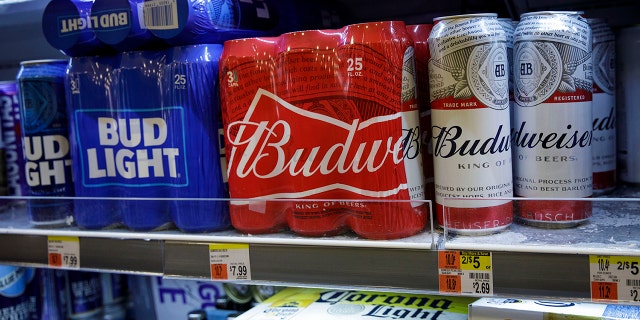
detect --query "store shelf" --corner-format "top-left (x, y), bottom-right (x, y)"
top-left (0, 188), bottom-right (638, 301)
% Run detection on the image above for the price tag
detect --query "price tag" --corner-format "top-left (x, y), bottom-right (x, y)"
top-left (438, 250), bottom-right (493, 296)
top-left (47, 236), bottom-right (80, 269)
top-left (209, 243), bottom-right (251, 281)
top-left (590, 255), bottom-right (640, 303)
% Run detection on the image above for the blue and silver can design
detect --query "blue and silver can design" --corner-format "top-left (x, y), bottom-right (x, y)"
top-left (141, 0), bottom-right (281, 46)
top-left (17, 59), bottom-right (74, 227)
top-left (91, 0), bottom-right (161, 52)
top-left (67, 44), bottom-right (230, 232)
top-left (0, 81), bottom-right (21, 207)
top-left (0, 265), bottom-right (37, 320)
top-left (65, 271), bottom-right (103, 319)
top-left (163, 44), bottom-right (229, 232)
top-left (42, 0), bottom-right (114, 57)
top-left (38, 269), bottom-right (69, 320)
top-left (66, 55), bottom-right (123, 230)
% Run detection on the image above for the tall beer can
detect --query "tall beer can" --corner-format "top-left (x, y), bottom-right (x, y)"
top-left (428, 13), bottom-right (513, 234)
top-left (513, 11), bottom-right (593, 227)
top-left (617, 26), bottom-right (640, 184)
top-left (0, 81), bottom-right (19, 207)
top-left (17, 59), bottom-right (74, 227)
top-left (589, 18), bottom-right (616, 195)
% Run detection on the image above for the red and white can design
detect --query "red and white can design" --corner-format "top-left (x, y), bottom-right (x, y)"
top-left (513, 11), bottom-right (593, 227)
top-left (589, 18), bottom-right (616, 195)
top-left (428, 13), bottom-right (514, 235)
top-left (407, 24), bottom-right (436, 208)
top-left (220, 21), bottom-right (428, 240)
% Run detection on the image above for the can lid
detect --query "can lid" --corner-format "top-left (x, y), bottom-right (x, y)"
top-left (19, 59), bottom-right (69, 66)
top-left (520, 11), bottom-right (584, 19)
top-left (433, 13), bottom-right (498, 22)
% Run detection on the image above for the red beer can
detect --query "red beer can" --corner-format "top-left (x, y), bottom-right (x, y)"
top-left (428, 13), bottom-right (514, 234)
top-left (274, 29), bottom-right (346, 236)
top-left (513, 11), bottom-right (593, 227)
top-left (220, 21), bottom-right (428, 239)
top-left (220, 36), bottom-right (283, 234)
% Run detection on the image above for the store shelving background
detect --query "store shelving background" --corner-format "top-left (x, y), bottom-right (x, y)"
top-left (0, 0), bottom-right (640, 304)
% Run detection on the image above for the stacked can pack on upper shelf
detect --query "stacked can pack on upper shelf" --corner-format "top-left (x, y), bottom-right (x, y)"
top-left (41, 0), bottom-right (348, 57)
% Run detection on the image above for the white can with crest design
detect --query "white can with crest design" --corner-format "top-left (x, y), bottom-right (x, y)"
top-left (428, 13), bottom-right (513, 235)
top-left (513, 11), bottom-right (593, 227)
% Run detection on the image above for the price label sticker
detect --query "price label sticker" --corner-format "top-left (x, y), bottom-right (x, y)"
top-left (438, 250), bottom-right (493, 296)
top-left (590, 255), bottom-right (640, 303)
top-left (209, 243), bottom-right (251, 281)
top-left (47, 236), bottom-right (80, 269)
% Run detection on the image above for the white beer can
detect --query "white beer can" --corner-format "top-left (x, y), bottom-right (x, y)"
top-left (428, 13), bottom-right (514, 235)
top-left (513, 11), bottom-right (593, 227)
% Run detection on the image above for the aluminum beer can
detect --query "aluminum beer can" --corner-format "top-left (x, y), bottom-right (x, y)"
top-left (513, 11), bottom-right (593, 227)
top-left (65, 270), bottom-right (103, 319)
top-left (0, 81), bottom-right (26, 206)
top-left (589, 18), bottom-right (616, 195)
top-left (407, 24), bottom-right (436, 211)
top-left (428, 13), bottom-right (513, 234)
top-left (0, 81), bottom-right (19, 207)
top-left (17, 59), bottom-right (74, 227)
top-left (615, 26), bottom-right (640, 184)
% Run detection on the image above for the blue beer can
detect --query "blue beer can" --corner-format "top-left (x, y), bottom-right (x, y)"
top-left (65, 271), bottom-right (103, 319)
top-left (0, 265), bottom-right (37, 319)
top-left (91, 0), bottom-right (161, 52)
top-left (0, 81), bottom-right (20, 208)
top-left (42, 0), bottom-right (115, 57)
top-left (67, 55), bottom-right (124, 230)
top-left (17, 59), bottom-right (74, 227)
top-left (163, 44), bottom-right (229, 232)
top-left (38, 269), bottom-right (68, 320)
top-left (142, 0), bottom-right (281, 46)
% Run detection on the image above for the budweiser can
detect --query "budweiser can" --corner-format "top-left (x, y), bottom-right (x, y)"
top-left (428, 13), bottom-right (513, 235)
top-left (407, 24), bottom-right (436, 210)
top-left (221, 21), bottom-right (428, 240)
top-left (615, 26), bottom-right (639, 184)
top-left (513, 11), bottom-right (593, 227)
top-left (220, 36), bottom-right (281, 234)
top-left (589, 18), bottom-right (616, 195)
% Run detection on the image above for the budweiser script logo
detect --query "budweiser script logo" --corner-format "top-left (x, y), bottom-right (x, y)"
top-left (225, 89), bottom-right (421, 199)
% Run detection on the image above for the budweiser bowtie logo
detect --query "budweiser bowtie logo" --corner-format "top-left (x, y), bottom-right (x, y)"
top-left (225, 89), bottom-right (418, 199)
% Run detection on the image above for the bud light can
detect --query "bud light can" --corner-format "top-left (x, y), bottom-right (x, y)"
top-left (42, 0), bottom-right (114, 57)
top-left (617, 25), bottom-right (640, 184)
top-left (67, 54), bottom-right (124, 230)
top-left (428, 13), bottom-right (513, 234)
top-left (91, 0), bottom-right (160, 52)
top-left (513, 11), bottom-right (593, 227)
top-left (589, 18), bottom-right (616, 195)
top-left (17, 59), bottom-right (74, 227)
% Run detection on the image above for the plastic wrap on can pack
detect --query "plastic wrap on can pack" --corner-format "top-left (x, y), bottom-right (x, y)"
top-left (66, 44), bottom-right (229, 232)
top-left (220, 21), bottom-right (428, 240)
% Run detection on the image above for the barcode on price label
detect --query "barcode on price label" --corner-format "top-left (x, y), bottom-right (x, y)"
top-left (47, 236), bottom-right (80, 269)
top-left (209, 243), bottom-right (251, 281)
top-left (590, 255), bottom-right (640, 304)
top-left (438, 250), bottom-right (493, 296)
